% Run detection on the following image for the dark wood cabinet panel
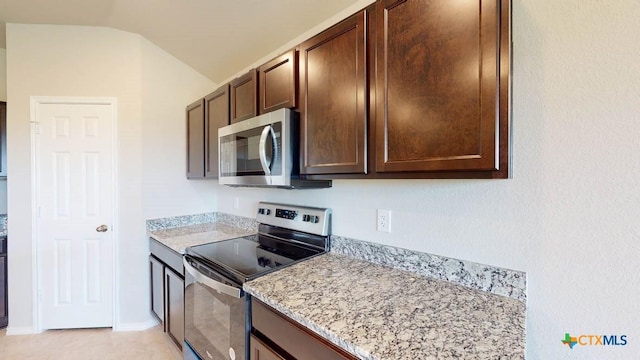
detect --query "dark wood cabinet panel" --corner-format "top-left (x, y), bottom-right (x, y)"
top-left (149, 255), bottom-right (164, 324)
top-left (375, 0), bottom-right (505, 174)
top-left (252, 299), bottom-right (358, 360)
top-left (250, 335), bottom-right (287, 360)
top-left (258, 50), bottom-right (298, 114)
top-left (0, 247), bottom-right (7, 328)
top-left (299, 10), bottom-right (368, 175)
top-left (165, 266), bottom-right (184, 350)
top-left (230, 69), bottom-right (258, 124)
top-left (150, 238), bottom-right (184, 351)
top-left (186, 99), bottom-right (205, 178)
top-left (0, 102), bottom-right (6, 178)
top-left (204, 85), bottom-right (230, 178)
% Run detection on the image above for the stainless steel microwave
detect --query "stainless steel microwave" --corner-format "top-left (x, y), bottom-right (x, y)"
top-left (218, 108), bottom-right (331, 189)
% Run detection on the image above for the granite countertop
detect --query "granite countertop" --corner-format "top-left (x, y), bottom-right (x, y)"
top-left (0, 214), bottom-right (7, 238)
top-left (148, 222), bottom-right (256, 254)
top-left (244, 253), bottom-right (526, 360)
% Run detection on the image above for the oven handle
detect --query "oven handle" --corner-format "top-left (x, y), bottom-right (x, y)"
top-left (183, 258), bottom-right (242, 299)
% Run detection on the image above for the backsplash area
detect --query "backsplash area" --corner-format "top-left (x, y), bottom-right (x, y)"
top-left (146, 211), bottom-right (526, 302)
top-left (331, 235), bottom-right (526, 302)
top-left (146, 212), bottom-right (258, 232)
top-left (0, 214), bottom-right (7, 237)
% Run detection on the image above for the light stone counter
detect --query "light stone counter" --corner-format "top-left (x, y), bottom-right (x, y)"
top-left (244, 253), bottom-right (526, 360)
top-left (148, 223), bottom-right (256, 254)
top-left (0, 214), bottom-right (7, 238)
top-left (147, 212), bottom-right (258, 254)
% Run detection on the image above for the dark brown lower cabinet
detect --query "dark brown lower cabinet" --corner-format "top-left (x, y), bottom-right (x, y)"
top-left (165, 267), bottom-right (184, 350)
top-left (251, 298), bottom-right (358, 360)
top-left (250, 335), bottom-right (287, 360)
top-left (149, 239), bottom-right (184, 351)
top-left (149, 255), bottom-right (164, 323)
top-left (0, 237), bottom-right (7, 328)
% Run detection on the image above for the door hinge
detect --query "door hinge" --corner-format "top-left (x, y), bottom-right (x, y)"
top-left (32, 122), bottom-right (41, 135)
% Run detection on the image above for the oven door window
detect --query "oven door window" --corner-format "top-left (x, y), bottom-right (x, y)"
top-left (219, 123), bottom-right (282, 178)
top-left (185, 272), bottom-right (246, 360)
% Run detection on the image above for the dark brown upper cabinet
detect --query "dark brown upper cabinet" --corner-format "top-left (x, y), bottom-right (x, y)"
top-left (258, 49), bottom-right (298, 115)
top-left (230, 69), bottom-right (258, 124)
top-left (0, 102), bottom-right (6, 178)
top-left (186, 99), bottom-right (205, 179)
top-left (204, 85), bottom-right (230, 178)
top-left (299, 10), bottom-right (368, 175)
top-left (374, 0), bottom-right (510, 177)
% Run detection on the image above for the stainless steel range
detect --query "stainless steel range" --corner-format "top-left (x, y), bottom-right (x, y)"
top-left (183, 202), bottom-right (331, 360)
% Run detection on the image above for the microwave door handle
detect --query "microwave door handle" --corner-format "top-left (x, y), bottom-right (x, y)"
top-left (258, 125), bottom-right (272, 176)
top-left (269, 125), bottom-right (278, 169)
top-left (183, 258), bottom-right (242, 299)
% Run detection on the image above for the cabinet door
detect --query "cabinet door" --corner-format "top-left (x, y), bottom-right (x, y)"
top-left (230, 69), bottom-right (258, 124)
top-left (252, 299), bottom-right (358, 360)
top-left (149, 255), bottom-right (164, 324)
top-left (165, 267), bottom-right (184, 350)
top-left (299, 11), bottom-right (368, 175)
top-left (375, 0), bottom-right (502, 173)
top-left (0, 254), bottom-right (7, 328)
top-left (258, 50), bottom-right (297, 115)
top-left (186, 99), bottom-right (205, 178)
top-left (204, 85), bottom-right (230, 178)
top-left (250, 335), bottom-right (287, 360)
top-left (0, 102), bottom-right (6, 178)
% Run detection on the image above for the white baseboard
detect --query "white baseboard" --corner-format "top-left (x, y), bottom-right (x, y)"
top-left (113, 318), bottom-right (159, 332)
top-left (5, 326), bottom-right (40, 335)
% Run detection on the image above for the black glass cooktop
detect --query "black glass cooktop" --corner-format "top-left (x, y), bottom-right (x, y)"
top-left (185, 233), bottom-right (322, 285)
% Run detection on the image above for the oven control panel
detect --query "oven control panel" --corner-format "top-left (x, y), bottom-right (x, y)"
top-left (275, 209), bottom-right (298, 220)
top-left (256, 202), bottom-right (331, 236)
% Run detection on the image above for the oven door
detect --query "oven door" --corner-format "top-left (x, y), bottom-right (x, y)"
top-left (184, 257), bottom-right (248, 360)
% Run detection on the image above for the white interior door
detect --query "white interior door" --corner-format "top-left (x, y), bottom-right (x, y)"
top-left (36, 101), bottom-right (115, 330)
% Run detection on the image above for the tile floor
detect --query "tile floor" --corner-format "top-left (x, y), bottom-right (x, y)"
top-left (0, 326), bottom-right (182, 360)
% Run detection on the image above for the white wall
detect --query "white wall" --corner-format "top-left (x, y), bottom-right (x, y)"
top-left (0, 48), bottom-right (6, 101)
top-left (217, 0), bottom-right (640, 359)
top-left (0, 48), bottom-right (7, 214)
top-left (140, 38), bottom-right (217, 219)
top-left (5, 24), bottom-right (215, 332)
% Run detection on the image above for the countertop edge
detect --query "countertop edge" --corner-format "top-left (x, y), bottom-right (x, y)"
top-left (246, 282), bottom-right (374, 360)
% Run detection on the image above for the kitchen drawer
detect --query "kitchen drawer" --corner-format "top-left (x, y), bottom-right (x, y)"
top-left (149, 238), bottom-right (183, 275)
top-left (252, 299), bottom-right (357, 360)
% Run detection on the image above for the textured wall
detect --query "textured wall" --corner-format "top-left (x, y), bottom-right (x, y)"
top-left (0, 49), bottom-right (6, 215)
top-left (0, 48), bottom-right (6, 101)
top-left (7, 24), bottom-right (142, 332)
top-left (216, 0), bottom-right (640, 358)
top-left (140, 37), bottom-right (217, 219)
top-left (5, 24), bottom-right (215, 332)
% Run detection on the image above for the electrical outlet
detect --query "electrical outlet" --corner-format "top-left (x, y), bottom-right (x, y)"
top-left (233, 196), bottom-right (240, 209)
top-left (377, 209), bottom-right (391, 233)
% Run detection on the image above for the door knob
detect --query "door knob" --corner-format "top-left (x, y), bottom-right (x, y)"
top-left (96, 224), bottom-right (108, 232)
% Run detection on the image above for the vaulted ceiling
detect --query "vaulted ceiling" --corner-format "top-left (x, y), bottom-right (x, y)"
top-left (0, 0), bottom-right (363, 83)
